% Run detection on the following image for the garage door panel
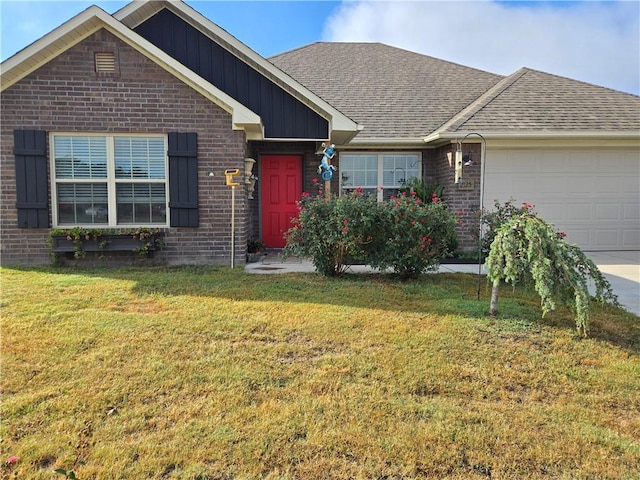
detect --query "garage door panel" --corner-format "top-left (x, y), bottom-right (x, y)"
top-left (620, 175), bottom-right (640, 194)
top-left (540, 152), bottom-right (601, 172)
top-left (567, 204), bottom-right (591, 220)
top-left (510, 150), bottom-right (541, 171)
top-left (595, 176), bottom-right (627, 194)
top-left (484, 174), bottom-right (512, 202)
top-left (623, 203), bottom-right (640, 220)
top-left (512, 176), bottom-right (566, 195)
top-left (622, 230), bottom-right (640, 248)
top-left (598, 152), bottom-right (640, 172)
top-left (595, 229), bottom-right (619, 248)
top-left (564, 175), bottom-right (593, 194)
top-left (534, 202), bottom-right (565, 223)
top-left (565, 228), bottom-right (591, 246)
top-left (595, 204), bottom-right (621, 220)
top-left (485, 148), bottom-right (639, 251)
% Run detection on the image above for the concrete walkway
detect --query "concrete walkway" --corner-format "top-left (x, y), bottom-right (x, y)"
top-left (245, 250), bottom-right (640, 316)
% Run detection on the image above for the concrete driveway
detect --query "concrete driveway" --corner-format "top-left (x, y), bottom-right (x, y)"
top-left (585, 251), bottom-right (640, 316)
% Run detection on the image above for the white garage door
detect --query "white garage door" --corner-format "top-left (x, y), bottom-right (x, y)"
top-left (484, 148), bottom-right (640, 251)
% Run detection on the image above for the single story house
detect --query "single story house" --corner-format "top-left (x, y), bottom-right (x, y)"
top-left (1, 0), bottom-right (638, 266)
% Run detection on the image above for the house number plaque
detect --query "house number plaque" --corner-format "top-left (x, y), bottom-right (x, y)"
top-left (457, 180), bottom-right (475, 191)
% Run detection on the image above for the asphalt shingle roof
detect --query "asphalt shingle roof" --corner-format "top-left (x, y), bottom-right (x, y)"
top-left (269, 42), bottom-right (503, 140)
top-left (442, 67), bottom-right (640, 133)
top-left (270, 42), bottom-right (640, 140)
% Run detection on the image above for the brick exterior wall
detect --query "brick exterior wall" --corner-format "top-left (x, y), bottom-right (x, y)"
top-left (424, 143), bottom-right (482, 252)
top-left (1, 27), bottom-right (483, 265)
top-left (245, 143), bottom-right (482, 253)
top-left (1, 29), bottom-right (249, 266)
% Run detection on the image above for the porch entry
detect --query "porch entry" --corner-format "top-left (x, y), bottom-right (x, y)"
top-left (261, 155), bottom-right (303, 248)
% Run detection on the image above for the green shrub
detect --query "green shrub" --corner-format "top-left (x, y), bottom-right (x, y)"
top-left (398, 177), bottom-right (444, 204)
top-left (481, 199), bottom-right (532, 257)
top-left (285, 189), bottom-right (458, 278)
top-left (368, 192), bottom-right (458, 278)
top-left (284, 190), bottom-right (379, 276)
top-left (487, 210), bottom-right (619, 336)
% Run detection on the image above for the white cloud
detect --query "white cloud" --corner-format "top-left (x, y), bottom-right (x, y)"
top-left (322, 0), bottom-right (639, 95)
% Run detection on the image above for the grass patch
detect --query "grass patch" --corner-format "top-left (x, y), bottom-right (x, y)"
top-left (1, 266), bottom-right (639, 479)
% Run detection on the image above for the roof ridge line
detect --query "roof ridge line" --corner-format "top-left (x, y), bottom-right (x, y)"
top-left (434, 67), bottom-right (530, 135)
top-left (268, 42), bottom-right (324, 61)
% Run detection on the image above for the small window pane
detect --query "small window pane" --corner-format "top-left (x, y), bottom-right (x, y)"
top-left (382, 154), bottom-right (420, 188)
top-left (56, 183), bottom-right (108, 225)
top-left (115, 137), bottom-right (165, 179)
top-left (54, 136), bottom-right (107, 179)
top-left (116, 183), bottom-right (166, 224)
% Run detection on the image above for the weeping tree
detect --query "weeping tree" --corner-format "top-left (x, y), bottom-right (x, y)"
top-left (486, 210), bottom-right (619, 337)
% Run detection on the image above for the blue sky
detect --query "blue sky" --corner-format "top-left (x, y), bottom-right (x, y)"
top-left (1, 0), bottom-right (638, 95)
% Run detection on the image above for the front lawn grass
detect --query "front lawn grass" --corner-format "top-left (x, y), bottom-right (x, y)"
top-left (1, 266), bottom-right (638, 479)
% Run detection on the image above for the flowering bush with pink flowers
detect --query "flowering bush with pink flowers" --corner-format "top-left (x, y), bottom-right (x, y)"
top-left (285, 189), bottom-right (379, 276)
top-left (285, 188), bottom-right (458, 277)
top-left (367, 192), bottom-right (458, 278)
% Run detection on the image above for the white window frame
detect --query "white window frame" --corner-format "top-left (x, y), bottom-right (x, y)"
top-left (50, 132), bottom-right (169, 228)
top-left (339, 151), bottom-right (422, 201)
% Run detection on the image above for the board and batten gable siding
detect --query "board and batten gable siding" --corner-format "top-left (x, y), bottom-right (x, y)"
top-left (0, 28), bottom-right (248, 266)
top-left (134, 8), bottom-right (329, 140)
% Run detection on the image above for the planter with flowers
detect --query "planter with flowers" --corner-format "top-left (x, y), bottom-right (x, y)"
top-left (49, 227), bottom-right (164, 261)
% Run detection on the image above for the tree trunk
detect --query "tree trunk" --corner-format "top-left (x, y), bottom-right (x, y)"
top-left (490, 279), bottom-right (499, 317)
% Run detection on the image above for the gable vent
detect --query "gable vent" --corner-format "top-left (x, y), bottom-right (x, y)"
top-left (95, 52), bottom-right (115, 72)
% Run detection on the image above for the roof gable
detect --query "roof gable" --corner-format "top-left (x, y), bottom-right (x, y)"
top-left (436, 67), bottom-right (640, 135)
top-left (115, 0), bottom-right (361, 143)
top-left (132, 8), bottom-right (327, 140)
top-left (0, 5), bottom-right (264, 138)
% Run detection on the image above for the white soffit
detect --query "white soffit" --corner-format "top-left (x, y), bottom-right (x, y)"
top-left (424, 131), bottom-right (640, 149)
top-left (0, 5), bottom-right (264, 138)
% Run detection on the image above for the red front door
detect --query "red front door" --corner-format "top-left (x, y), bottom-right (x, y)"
top-left (261, 155), bottom-right (303, 248)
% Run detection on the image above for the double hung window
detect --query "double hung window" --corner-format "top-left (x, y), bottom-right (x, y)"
top-left (340, 152), bottom-right (421, 201)
top-left (51, 134), bottom-right (168, 226)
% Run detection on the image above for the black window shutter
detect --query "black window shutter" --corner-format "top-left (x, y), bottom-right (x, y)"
top-left (14, 130), bottom-right (49, 228)
top-left (168, 132), bottom-right (199, 227)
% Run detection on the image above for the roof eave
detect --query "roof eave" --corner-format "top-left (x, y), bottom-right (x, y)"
top-left (424, 131), bottom-right (640, 148)
top-left (343, 136), bottom-right (429, 148)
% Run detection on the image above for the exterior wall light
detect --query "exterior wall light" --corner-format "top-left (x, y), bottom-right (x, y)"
top-left (244, 158), bottom-right (256, 184)
top-left (454, 145), bottom-right (464, 184)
